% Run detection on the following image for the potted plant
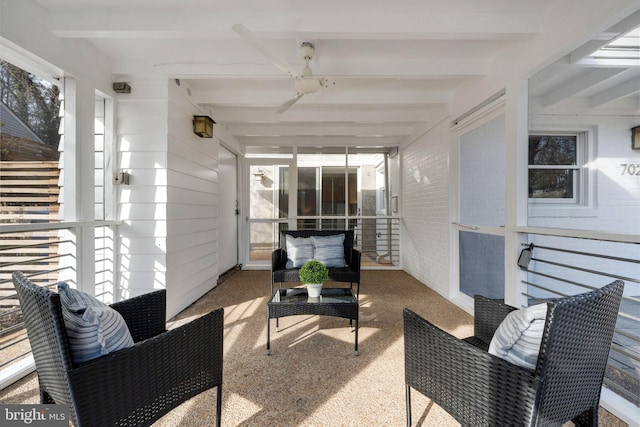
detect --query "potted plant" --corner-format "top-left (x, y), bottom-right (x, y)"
top-left (299, 260), bottom-right (329, 297)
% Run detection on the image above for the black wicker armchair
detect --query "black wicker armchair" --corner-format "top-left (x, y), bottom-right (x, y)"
top-left (271, 230), bottom-right (361, 296)
top-left (13, 271), bottom-right (224, 427)
top-left (404, 280), bottom-right (624, 426)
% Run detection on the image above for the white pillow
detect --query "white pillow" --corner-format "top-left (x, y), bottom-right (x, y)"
top-left (311, 235), bottom-right (348, 268)
top-left (488, 303), bottom-right (548, 371)
top-left (285, 235), bottom-right (314, 268)
top-left (58, 282), bottom-right (134, 364)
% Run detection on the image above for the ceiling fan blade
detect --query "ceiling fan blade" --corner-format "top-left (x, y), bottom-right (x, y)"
top-left (276, 93), bottom-right (304, 114)
top-left (232, 24), bottom-right (300, 78)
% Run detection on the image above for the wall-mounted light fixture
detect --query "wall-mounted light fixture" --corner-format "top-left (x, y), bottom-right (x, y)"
top-left (632, 126), bottom-right (640, 150)
top-left (112, 82), bottom-right (131, 93)
top-left (193, 115), bottom-right (215, 138)
top-left (253, 168), bottom-right (265, 181)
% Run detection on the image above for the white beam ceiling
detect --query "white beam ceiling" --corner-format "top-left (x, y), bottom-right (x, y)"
top-left (21, 0), bottom-right (640, 148)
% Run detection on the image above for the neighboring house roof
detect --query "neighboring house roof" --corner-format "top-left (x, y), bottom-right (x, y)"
top-left (0, 100), bottom-right (45, 144)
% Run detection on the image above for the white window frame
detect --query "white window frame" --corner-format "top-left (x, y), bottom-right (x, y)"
top-left (528, 127), bottom-right (597, 217)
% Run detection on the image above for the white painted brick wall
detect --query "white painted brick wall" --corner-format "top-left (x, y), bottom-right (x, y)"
top-left (401, 120), bottom-right (451, 296)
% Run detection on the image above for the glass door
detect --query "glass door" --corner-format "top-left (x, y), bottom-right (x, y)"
top-left (297, 166), bottom-right (319, 229)
top-left (246, 160), bottom-right (292, 266)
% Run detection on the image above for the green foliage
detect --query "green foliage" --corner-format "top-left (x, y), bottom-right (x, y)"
top-left (299, 260), bottom-right (328, 284)
top-left (0, 60), bottom-right (61, 147)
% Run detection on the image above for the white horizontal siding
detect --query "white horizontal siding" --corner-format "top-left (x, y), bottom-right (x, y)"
top-left (166, 218), bottom-right (218, 236)
top-left (115, 79), bottom-right (221, 317)
top-left (168, 171), bottom-right (218, 195)
top-left (116, 80), bottom-right (170, 303)
top-left (170, 229), bottom-right (219, 253)
top-left (118, 134), bottom-right (170, 152)
top-left (119, 270), bottom-right (166, 299)
top-left (164, 80), bottom-right (219, 317)
top-left (118, 169), bottom-right (168, 187)
top-left (118, 151), bottom-right (167, 169)
top-left (117, 99), bottom-right (168, 118)
top-left (118, 203), bottom-right (169, 220)
top-left (167, 264), bottom-right (219, 309)
top-left (118, 237), bottom-right (167, 255)
top-left (171, 242), bottom-right (217, 266)
top-left (119, 254), bottom-right (167, 272)
top-left (119, 220), bottom-right (167, 238)
top-left (167, 151), bottom-right (218, 181)
top-left (163, 186), bottom-right (216, 206)
top-left (166, 203), bottom-right (218, 222)
top-left (120, 187), bottom-right (168, 204)
top-left (117, 116), bottom-right (168, 135)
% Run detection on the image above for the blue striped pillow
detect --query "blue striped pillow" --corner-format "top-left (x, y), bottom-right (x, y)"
top-left (311, 235), bottom-right (348, 268)
top-left (285, 235), bottom-right (314, 268)
top-left (488, 303), bottom-right (547, 370)
top-left (58, 282), bottom-right (134, 364)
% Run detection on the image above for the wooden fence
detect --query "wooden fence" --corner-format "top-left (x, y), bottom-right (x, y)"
top-left (0, 135), bottom-right (59, 161)
top-left (0, 161), bottom-right (61, 306)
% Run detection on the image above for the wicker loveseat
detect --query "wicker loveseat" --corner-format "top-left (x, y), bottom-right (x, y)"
top-left (13, 271), bottom-right (224, 427)
top-left (271, 229), bottom-right (361, 296)
top-left (404, 280), bottom-right (624, 426)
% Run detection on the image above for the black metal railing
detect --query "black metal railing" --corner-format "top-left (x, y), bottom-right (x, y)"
top-left (520, 235), bottom-right (639, 406)
top-left (249, 216), bottom-right (402, 267)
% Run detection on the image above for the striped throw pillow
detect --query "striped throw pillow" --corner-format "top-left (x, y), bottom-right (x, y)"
top-left (311, 235), bottom-right (348, 268)
top-left (488, 303), bottom-right (547, 370)
top-left (285, 235), bottom-right (314, 268)
top-left (58, 282), bottom-right (134, 364)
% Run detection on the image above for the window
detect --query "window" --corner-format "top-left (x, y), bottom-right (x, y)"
top-left (528, 133), bottom-right (586, 204)
top-left (0, 59), bottom-right (62, 224)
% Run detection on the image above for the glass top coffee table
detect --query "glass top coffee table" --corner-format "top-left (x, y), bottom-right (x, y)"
top-left (267, 287), bottom-right (359, 356)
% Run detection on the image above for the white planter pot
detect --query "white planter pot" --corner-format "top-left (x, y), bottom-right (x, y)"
top-left (306, 283), bottom-right (322, 298)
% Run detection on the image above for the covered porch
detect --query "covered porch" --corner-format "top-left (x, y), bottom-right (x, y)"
top-left (1, 0), bottom-right (639, 424)
top-left (1, 270), bottom-right (627, 425)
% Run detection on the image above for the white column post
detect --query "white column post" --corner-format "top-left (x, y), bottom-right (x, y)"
top-left (64, 78), bottom-right (96, 294)
top-left (504, 80), bottom-right (529, 308)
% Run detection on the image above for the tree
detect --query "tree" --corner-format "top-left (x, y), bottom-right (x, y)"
top-left (0, 60), bottom-right (61, 147)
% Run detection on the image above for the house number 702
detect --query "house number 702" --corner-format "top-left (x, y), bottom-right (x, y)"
top-left (620, 164), bottom-right (640, 175)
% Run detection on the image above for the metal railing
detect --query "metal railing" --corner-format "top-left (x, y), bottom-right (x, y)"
top-left (248, 215), bottom-right (401, 268)
top-left (520, 233), bottom-right (640, 406)
top-left (0, 222), bottom-right (119, 389)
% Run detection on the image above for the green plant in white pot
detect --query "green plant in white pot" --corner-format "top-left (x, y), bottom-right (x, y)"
top-left (299, 260), bottom-right (329, 297)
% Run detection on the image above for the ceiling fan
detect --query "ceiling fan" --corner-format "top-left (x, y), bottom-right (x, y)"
top-left (232, 24), bottom-right (332, 113)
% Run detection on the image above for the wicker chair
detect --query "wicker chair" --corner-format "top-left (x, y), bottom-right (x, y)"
top-left (271, 229), bottom-right (361, 296)
top-left (404, 280), bottom-right (624, 427)
top-left (13, 271), bottom-right (224, 427)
